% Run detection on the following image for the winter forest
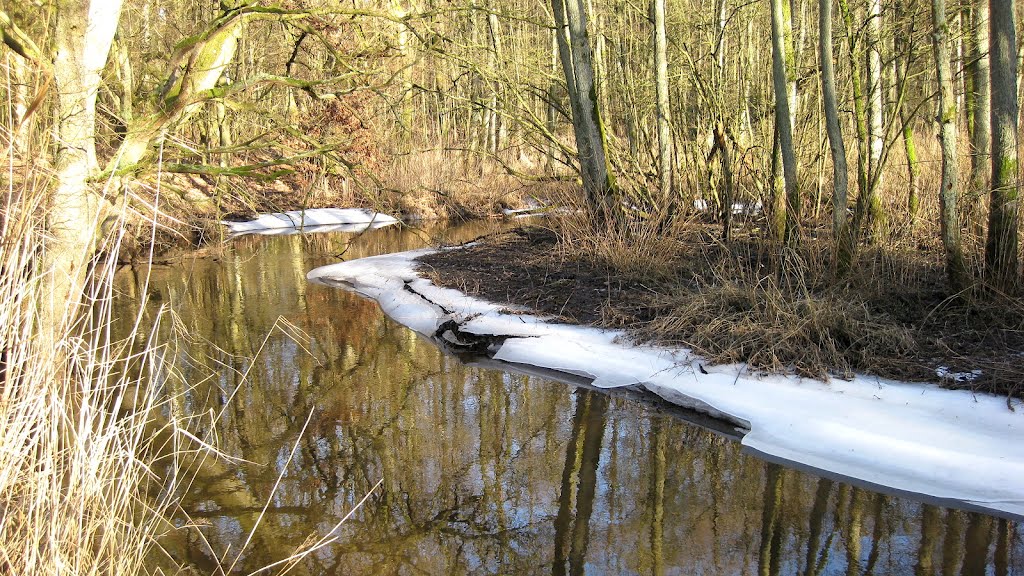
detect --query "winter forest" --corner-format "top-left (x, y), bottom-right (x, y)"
top-left (0, 0), bottom-right (1022, 573)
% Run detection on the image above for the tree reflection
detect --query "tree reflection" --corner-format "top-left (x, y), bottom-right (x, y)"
top-left (113, 225), bottom-right (1024, 575)
top-left (552, 389), bottom-right (609, 576)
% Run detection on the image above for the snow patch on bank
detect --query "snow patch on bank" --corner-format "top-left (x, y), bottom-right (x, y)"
top-left (307, 249), bottom-right (1024, 519)
top-left (223, 208), bottom-right (398, 235)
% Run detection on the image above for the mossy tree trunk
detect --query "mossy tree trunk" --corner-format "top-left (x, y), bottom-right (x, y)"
top-left (110, 7), bottom-right (251, 173)
top-left (839, 0), bottom-right (871, 238)
top-left (931, 0), bottom-right (970, 290)
top-left (770, 0), bottom-right (800, 245)
top-left (966, 0), bottom-right (991, 233)
top-left (551, 0), bottom-right (617, 217)
top-left (984, 0), bottom-right (1019, 290)
top-left (820, 0), bottom-right (852, 269)
top-left (894, 0), bottom-right (922, 224)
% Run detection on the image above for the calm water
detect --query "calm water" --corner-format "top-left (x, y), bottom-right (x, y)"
top-left (115, 223), bottom-right (1022, 575)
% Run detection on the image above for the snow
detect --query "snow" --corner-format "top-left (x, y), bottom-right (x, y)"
top-left (308, 249), bottom-right (1024, 520)
top-left (223, 208), bottom-right (398, 235)
top-left (693, 198), bottom-right (763, 215)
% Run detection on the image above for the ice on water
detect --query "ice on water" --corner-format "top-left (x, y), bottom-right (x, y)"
top-left (223, 208), bottom-right (398, 235)
top-left (308, 249), bottom-right (1024, 519)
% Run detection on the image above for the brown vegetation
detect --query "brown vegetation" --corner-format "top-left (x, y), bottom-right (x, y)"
top-left (420, 209), bottom-right (1024, 401)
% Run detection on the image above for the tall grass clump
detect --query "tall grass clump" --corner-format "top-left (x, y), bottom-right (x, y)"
top-left (0, 164), bottom-right (191, 574)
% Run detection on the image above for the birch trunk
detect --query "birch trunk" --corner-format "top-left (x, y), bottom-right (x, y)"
top-left (487, 10), bottom-right (505, 155)
top-left (41, 0), bottom-right (124, 343)
top-left (652, 0), bottom-right (673, 208)
top-left (865, 0), bottom-right (886, 232)
top-left (931, 0), bottom-right (969, 289)
top-left (984, 0), bottom-right (1019, 289)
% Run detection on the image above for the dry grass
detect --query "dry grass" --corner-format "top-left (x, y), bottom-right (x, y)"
top-left (380, 148), bottom-right (540, 220)
top-left (0, 157), bottom-right (380, 574)
top-left (0, 162), bottom-right (188, 574)
top-left (537, 128), bottom-right (1024, 394)
top-left (423, 171), bottom-right (1024, 398)
top-left (639, 235), bottom-right (921, 380)
top-left (544, 203), bottom-right (928, 380)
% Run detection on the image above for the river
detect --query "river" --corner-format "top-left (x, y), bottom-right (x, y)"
top-left (114, 223), bottom-right (1022, 575)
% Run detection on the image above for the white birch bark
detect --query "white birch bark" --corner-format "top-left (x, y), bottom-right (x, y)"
top-left (43, 0), bottom-right (124, 340)
top-left (652, 0), bottom-right (673, 206)
top-left (866, 0), bottom-right (884, 188)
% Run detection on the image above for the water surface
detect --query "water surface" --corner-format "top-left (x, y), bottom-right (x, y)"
top-left (115, 224), bottom-right (1023, 575)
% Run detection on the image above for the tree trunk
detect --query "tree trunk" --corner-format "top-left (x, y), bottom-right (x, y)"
top-left (546, 30), bottom-right (560, 171)
top-left (820, 0), bottom-right (852, 268)
top-left (652, 0), bottom-right (673, 210)
top-left (894, 0), bottom-right (921, 223)
top-left (931, 0), bottom-right (970, 290)
top-left (487, 9), bottom-right (505, 155)
top-left (985, 0), bottom-right (1019, 290)
top-left (840, 0), bottom-right (871, 236)
top-left (865, 0), bottom-right (886, 234)
top-left (41, 0), bottom-right (124, 344)
top-left (112, 9), bottom-right (247, 172)
top-left (713, 123), bottom-right (735, 241)
top-left (551, 0), bottom-right (617, 215)
top-left (966, 0), bottom-right (991, 234)
top-left (771, 0), bottom-right (801, 245)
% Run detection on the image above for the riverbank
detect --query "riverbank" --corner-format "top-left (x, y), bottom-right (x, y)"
top-left (114, 157), bottom-right (553, 260)
top-left (419, 225), bottom-right (1024, 401)
top-left (307, 239), bottom-right (1024, 520)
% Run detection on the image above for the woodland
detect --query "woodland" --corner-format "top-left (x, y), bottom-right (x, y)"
top-left (0, 0), bottom-right (1021, 573)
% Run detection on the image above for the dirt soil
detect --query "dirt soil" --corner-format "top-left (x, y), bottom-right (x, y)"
top-left (416, 226), bottom-right (1024, 402)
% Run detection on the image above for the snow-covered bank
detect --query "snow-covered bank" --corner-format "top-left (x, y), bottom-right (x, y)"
top-left (307, 249), bottom-right (1024, 519)
top-left (223, 208), bottom-right (398, 235)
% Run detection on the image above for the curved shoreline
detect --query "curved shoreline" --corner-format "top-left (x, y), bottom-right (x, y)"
top-left (308, 248), bottom-right (1024, 520)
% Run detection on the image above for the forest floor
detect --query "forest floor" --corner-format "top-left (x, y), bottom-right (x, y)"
top-left (417, 225), bottom-right (1024, 402)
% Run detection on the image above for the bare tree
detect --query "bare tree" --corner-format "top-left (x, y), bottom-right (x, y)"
top-left (931, 0), bottom-right (969, 289)
top-left (551, 0), bottom-right (617, 215)
top-left (984, 0), bottom-right (1019, 289)
top-left (894, 0), bottom-right (922, 222)
top-left (966, 0), bottom-right (991, 230)
top-left (652, 0), bottom-right (673, 210)
top-left (820, 0), bottom-right (852, 267)
top-left (770, 0), bottom-right (800, 244)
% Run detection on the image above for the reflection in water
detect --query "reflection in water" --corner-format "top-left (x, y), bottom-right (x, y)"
top-left (553, 390), bottom-right (608, 576)
top-left (115, 224), bottom-right (1024, 575)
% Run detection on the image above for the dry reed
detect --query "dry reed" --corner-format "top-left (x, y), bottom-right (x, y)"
top-left (0, 161), bottom-right (191, 574)
top-left (0, 157), bottom-right (381, 574)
